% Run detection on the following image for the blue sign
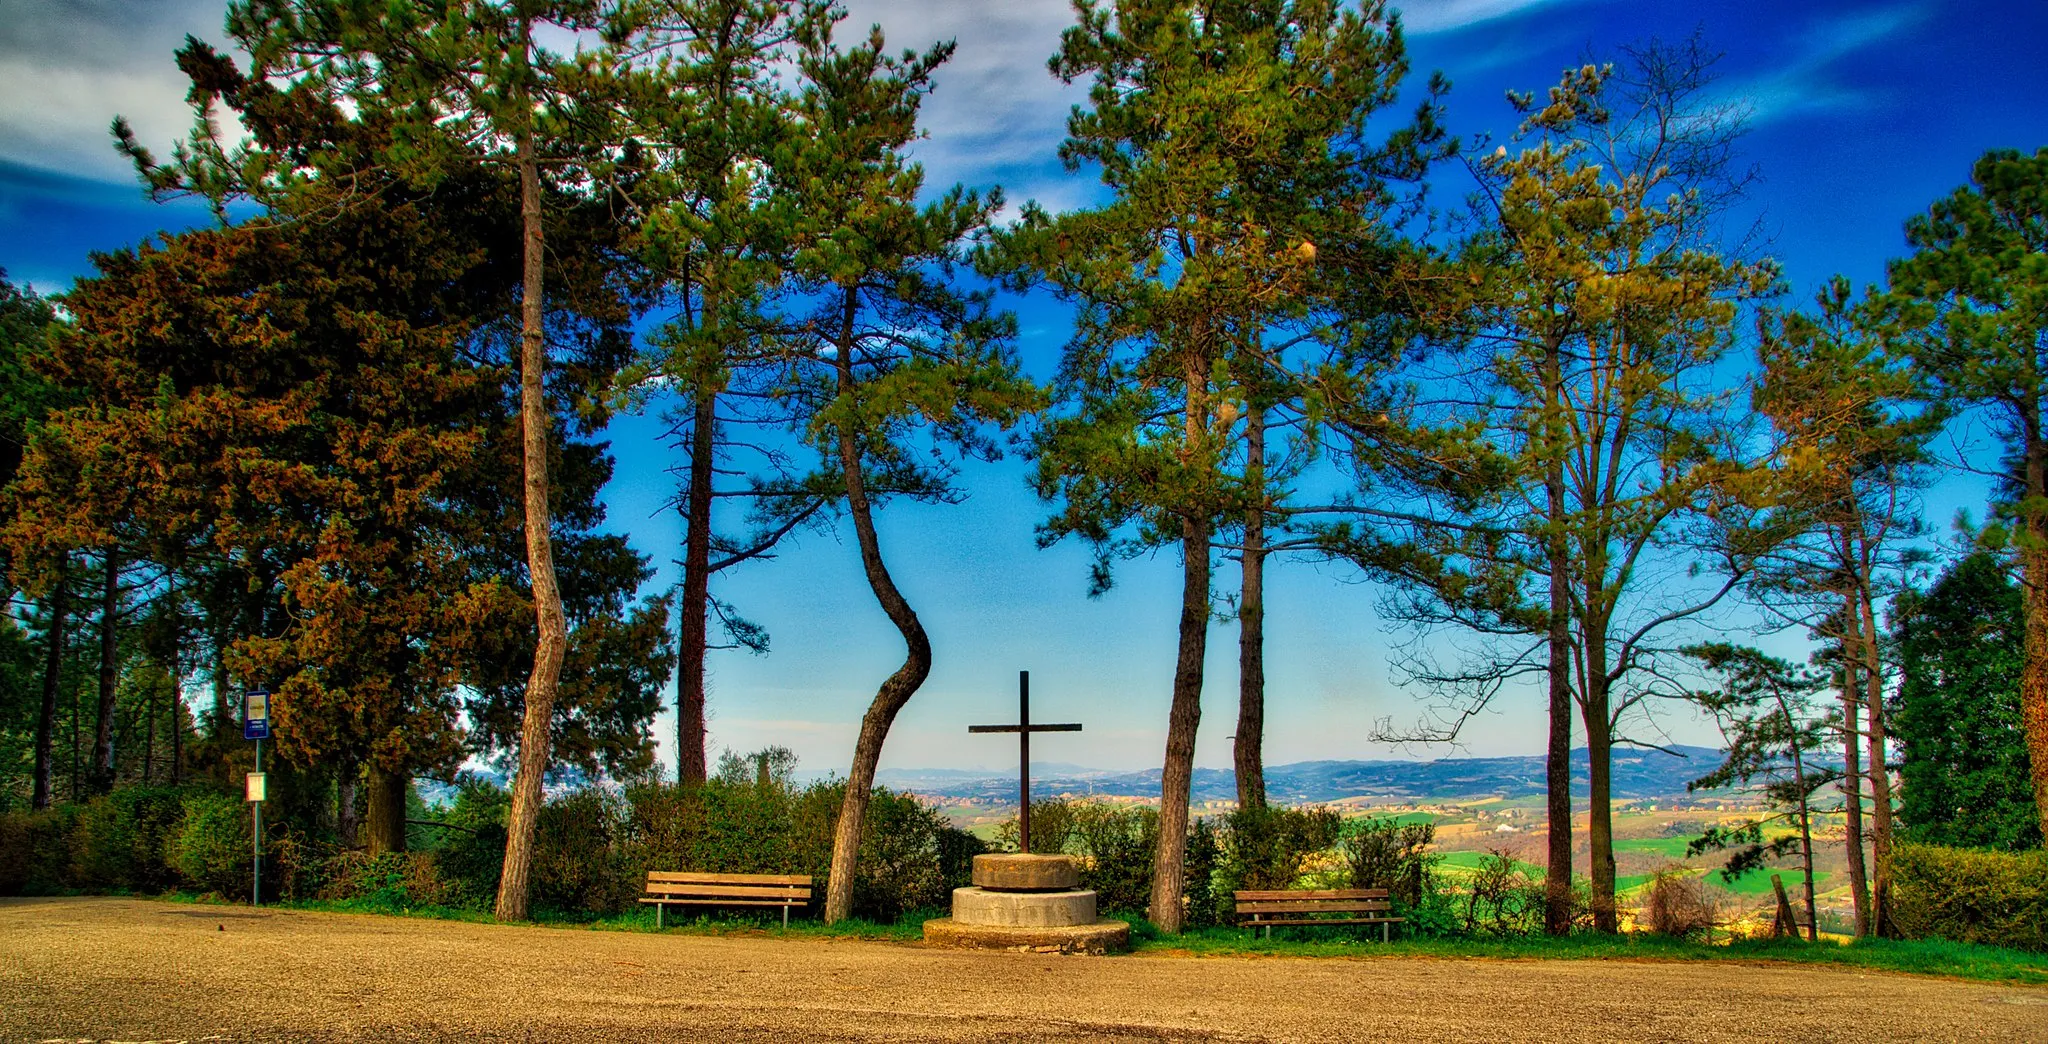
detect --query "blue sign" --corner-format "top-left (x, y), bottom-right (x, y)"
top-left (243, 689), bottom-right (271, 741)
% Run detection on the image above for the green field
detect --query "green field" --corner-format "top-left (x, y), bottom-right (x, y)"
top-left (1612, 836), bottom-right (1697, 859)
top-left (1712, 870), bottom-right (1832, 896)
top-left (1351, 811), bottom-right (1439, 827)
top-left (1438, 850), bottom-right (1543, 875)
top-left (1615, 867), bottom-right (1833, 897)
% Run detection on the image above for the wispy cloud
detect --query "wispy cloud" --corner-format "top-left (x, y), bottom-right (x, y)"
top-left (0, 0), bottom-right (231, 182)
top-left (1395, 0), bottom-right (1584, 36)
top-left (839, 0), bottom-right (1086, 213)
top-left (1726, 1), bottom-right (1934, 127)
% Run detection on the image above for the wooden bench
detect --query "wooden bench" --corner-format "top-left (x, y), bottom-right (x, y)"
top-left (1235, 888), bottom-right (1404, 941)
top-left (639, 872), bottom-right (813, 928)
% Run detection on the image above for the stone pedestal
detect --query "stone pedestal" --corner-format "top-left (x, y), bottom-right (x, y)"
top-left (923, 854), bottom-right (1129, 954)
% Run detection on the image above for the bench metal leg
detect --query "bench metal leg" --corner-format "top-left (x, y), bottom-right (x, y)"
top-left (782, 905), bottom-right (789, 929)
top-left (656, 904), bottom-right (663, 930)
top-left (1382, 921), bottom-right (1388, 943)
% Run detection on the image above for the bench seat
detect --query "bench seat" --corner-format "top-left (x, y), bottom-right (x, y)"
top-left (1235, 888), bottom-right (1405, 941)
top-left (640, 871), bottom-right (813, 928)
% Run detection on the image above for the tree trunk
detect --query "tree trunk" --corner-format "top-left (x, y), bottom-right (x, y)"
top-left (1234, 407), bottom-right (1266, 811)
top-left (1542, 341), bottom-right (1573, 934)
top-left (1855, 588), bottom-right (1897, 937)
top-left (1582, 672), bottom-right (1616, 933)
top-left (1581, 610), bottom-right (1613, 929)
top-left (211, 638), bottom-right (230, 739)
top-left (2020, 410), bottom-right (2048, 843)
top-left (824, 287), bottom-right (932, 924)
top-left (70, 662), bottom-right (81, 801)
top-left (495, 114), bottom-right (570, 924)
top-left (166, 580), bottom-right (182, 785)
top-left (1153, 513), bottom-right (1211, 934)
top-left (1839, 668), bottom-right (1871, 937)
top-left (31, 555), bottom-right (67, 810)
top-left (91, 549), bottom-right (120, 795)
top-left (676, 385), bottom-right (715, 787)
top-left (364, 763), bottom-right (407, 855)
top-left (1780, 694), bottom-right (1820, 942)
top-left (1152, 349), bottom-right (1213, 935)
top-left (336, 757), bottom-right (360, 850)
top-left (144, 676), bottom-right (156, 783)
top-left (169, 682), bottom-right (182, 785)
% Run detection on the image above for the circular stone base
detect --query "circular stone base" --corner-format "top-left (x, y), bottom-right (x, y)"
top-left (923, 917), bottom-right (1130, 955)
top-left (971, 853), bottom-right (1080, 891)
top-left (951, 886), bottom-right (1096, 927)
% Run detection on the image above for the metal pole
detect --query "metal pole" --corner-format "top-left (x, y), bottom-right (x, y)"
top-left (1019, 670), bottom-right (1030, 855)
top-left (252, 737), bottom-right (262, 908)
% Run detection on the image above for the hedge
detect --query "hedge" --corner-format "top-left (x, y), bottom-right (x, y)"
top-left (1891, 842), bottom-right (2048, 952)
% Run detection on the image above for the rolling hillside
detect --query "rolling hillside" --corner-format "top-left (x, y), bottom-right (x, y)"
top-left (876, 745), bottom-right (1726, 805)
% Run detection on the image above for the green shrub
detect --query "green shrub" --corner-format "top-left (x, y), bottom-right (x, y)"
top-left (532, 787), bottom-right (628, 916)
top-left (1458, 849), bottom-right (1546, 936)
top-left (1067, 802), bottom-right (1157, 914)
top-left (70, 786), bottom-right (193, 892)
top-left (1218, 805), bottom-right (1343, 892)
top-left (993, 799), bottom-right (1081, 854)
top-left (0, 805), bottom-right (77, 895)
top-left (620, 778), bottom-right (821, 895)
top-left (1343, 817), bottom-right (1439, 907)
top-left (849, 789), bottom-right (948, 920)
top-left (1204, 805), bottom-right (1341, 925)
top-left (618, 773), bottom-right (949, 923)
top-left (936, 826), bottom-right (987, 892)
top-left (168, 791), bottom-right (253, 897)
top-left (319, 850), bottom-right (456, 908)
top-left (427, 778), bottom-right (510, 909)
top-left (1184, 816), bottom-right (1222, 928)
top-left (1892, 842), bottom-right (2048, 952)
top-left (268, 829), bottom-right (333, 902)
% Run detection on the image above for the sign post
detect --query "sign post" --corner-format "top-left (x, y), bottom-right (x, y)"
top-left (243, 689), bottom-right (270, 907)
top-left (967, 671), bottom-right (1082, 854)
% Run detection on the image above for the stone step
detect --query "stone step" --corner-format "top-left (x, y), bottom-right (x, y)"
top-left (971, 853), bottom-right (1080, 891)
top-left (950, 886), bottom-right (1096, 928)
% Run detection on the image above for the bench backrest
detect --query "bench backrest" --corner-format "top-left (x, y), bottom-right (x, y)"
top-left (1234, 888), bottom-right (1390, 915)
top-left (645, 871), bottom-right (813, 905)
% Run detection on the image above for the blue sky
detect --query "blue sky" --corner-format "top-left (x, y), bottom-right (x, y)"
top-left (3, 0), bottom-right (2044, 776)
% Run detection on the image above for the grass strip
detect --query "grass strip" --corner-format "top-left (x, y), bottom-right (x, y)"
top-left (1123, 921), bottom-right (2048, 985)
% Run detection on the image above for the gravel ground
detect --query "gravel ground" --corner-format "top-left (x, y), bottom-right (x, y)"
top-left (4, 896), bottom-right (2046, 1043)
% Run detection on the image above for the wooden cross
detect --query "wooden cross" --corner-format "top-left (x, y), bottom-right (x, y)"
top-left (968, 670), bottom-right (1081, 854)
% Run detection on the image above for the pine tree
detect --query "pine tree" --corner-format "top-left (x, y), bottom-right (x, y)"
top-left (1682, 643), bottom-right (1831, 942)
top-left (1892, 553), bottom-right (2043, 851)
top-left (775, 14), bottom-right (1038, 923)
top-left (994, 0), bottom-right (1441, 932)
top-left (1357, 39), bottom-right (1776, 932)
top-left (1886, 147), bottom-right (2048, 841)
top-left (1747, 276), bottom-right (1936, 936)
top-left (619, 0), bottom-right (831, 785)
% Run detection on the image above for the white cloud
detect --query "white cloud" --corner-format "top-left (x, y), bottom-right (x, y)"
top-left (0, 0), bottom-right (234, 183)
top-left (838, 0), bottom-right (1086, 212)
top-left (1726, 1), bottom-right (1933, 127)
top-left (1394, 0), bottom-right (1570, 35)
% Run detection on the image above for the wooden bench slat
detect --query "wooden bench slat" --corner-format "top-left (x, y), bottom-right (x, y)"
top-left (643, 883), bottom-right (811, 899)
top-left (647, 872), bottom-right (812, 886)
top-left (1238, 901), bottom-right (1391, 915)
top-left (1234, 889), bottom-right (1387, 901)
top-left (1246, 916), bottom-right (1404, 926)
top-left (638, 898), bottom-right (806, 908)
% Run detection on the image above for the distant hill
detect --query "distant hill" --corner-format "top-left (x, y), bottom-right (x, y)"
top-left (877, 745), bottom-right (1726, 805)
